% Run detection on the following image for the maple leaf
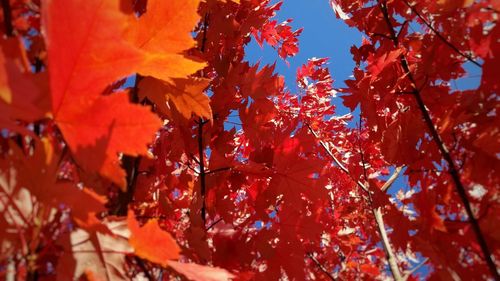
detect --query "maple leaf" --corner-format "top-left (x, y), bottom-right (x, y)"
top-left (437, 0), bottom-right (474, 11)
top-left (167, 261), bottom-right (235, 281)
top-left (125, 0), bottom-right (206, 83)
top-left (367, 49), bottom-right (402, 81)
top-left (5, 137), bottom-right (106, 229)
top-left (127, 210), bottom-right (180, 267)
top-left (2, 0), bottom-right (498, 279)
top-left (481, 25), bottom-right (500, 92)
top-left (253, 19), bottom-right (302, 61)
top-left (42, 0), bottom-right (204, 188)
top-left (57, 218), bottom-right (132, 280)
top-left (329, 0), bottom-right (350, 20)
top-left (0, 38), bottom-right (48, 132)
top-left (138, 77), bottom-right (211, 119)
top-left (56, 92), bottom-right (161, 188)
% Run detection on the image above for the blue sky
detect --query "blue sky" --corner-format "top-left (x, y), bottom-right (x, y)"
top-left (244, 2), bottom-right (433, 277)
top-left (245, 0), bottom-right (362, 113)
top-left (244, 0), bottom-right (480, 103)
top-left (241, 2), bottom-right (488, 279)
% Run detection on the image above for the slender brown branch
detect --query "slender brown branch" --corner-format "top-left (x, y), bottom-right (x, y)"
top-left (1, 0), bottom-right (14, 37)
top-left (200, 13), bottom-right (210, 53)
top-left (378, 1), bottom-right (498, 278)
top-left (206, 217), bottom-right (223, 231)
top-left (196, 12), bottom-right (210, 226)
top-left (198, 118), bottom-right (207, 227)
top-left (113, 75), bottom-right (143, 216)
top-left (206, 166), bottom-right (232, 175)
top-left (306, 123), bottom-right (368, 193)
top-left (403, 1), bottom-right (482, 68)
top-left (134, 257), bottom-right (153, 280)
top-left (0, 187), bottom-right (30, 227)
top-left (307, 123), bottom-right (404, 281)
top-left (307, 252), bottom-right (336, 281)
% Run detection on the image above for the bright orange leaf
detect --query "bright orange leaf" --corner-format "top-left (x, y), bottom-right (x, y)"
top-left (167, 261), bottom-right (235, 281)
top-left (41, 0), bottom-right (205, 188)
top-left (127, 211), bottom-right (180, 267)
top-left (0, 38), bottom-right (48, 132)
top-left (139, 77), bottom-right (211, 119)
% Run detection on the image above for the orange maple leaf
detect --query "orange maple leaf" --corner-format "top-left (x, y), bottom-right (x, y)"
top-left (42, 0), bottom-right (207, 188)
top-left (139, 77), bottom-right (211, 119)
top-left (0, 38), bottom-right (49, 133)
top-left (128, 211), bottom-right (181, 267)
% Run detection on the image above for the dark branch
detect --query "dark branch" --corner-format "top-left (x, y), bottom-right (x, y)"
top-left (1, 0), bottom-right (14, 37)
top-left (307, 253), bottom-right (336, 281)
top-left (403, 0), bottom-right (482, 68)
top-left (198, 118), bottom-right (207, 227)
top-left (113, 75), bottom-right (144, 216)
top-left (378, 2), bottom-right (498, 278)
top-left (206, 166), bottom-right (232, 175)
top-left (206, 217), bottom-right (223, 231)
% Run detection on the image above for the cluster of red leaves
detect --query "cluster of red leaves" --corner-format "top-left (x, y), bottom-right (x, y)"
top-left (331, 0), bottom-right (500, 279)
top-left (0, 0), bottom-right (498, 280)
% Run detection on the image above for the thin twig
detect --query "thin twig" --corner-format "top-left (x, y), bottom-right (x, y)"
top-left (307, 253), bottom-right (336, 281)
top-left (305, 123), bottom-right (368, 193)
top-left (307, 122), bottom-right (405, 281)
top-left (206, 167), bottom-right (232, 175)
top-left (356, 118), bottom-right (404, 281)
top-left (206, 217), bottom-right (223, 231)
top-left (402, 0), bottom-right (482, 68)
top-left (200, 13), bottom-right (210, 53)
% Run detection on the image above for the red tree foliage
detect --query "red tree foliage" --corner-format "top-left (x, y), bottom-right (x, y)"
top-left (0, 0), bottom-right (498, 280)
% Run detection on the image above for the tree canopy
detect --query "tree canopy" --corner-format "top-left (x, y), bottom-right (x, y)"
top-left (0, 0), bottom-right (498, 280)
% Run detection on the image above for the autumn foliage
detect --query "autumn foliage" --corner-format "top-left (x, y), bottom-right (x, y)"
top-left (0, 0), bottom-right (499, 280)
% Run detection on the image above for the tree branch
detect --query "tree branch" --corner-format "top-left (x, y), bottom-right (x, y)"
top-left (373, 207), bottom-right (403, 281)
top-left (402, 258), bottom-right (428, 281)
top-left (307, 123), bottom-right (404, 281)
top-left (1, 0), bottom-right (14, 37)
top-left (306, 123), bottom-right (369, 193)
top-left (205, 217), bottom-right (223, 231)
top-left (198, 118), bottom-right (207, 227)
top-left (403, 0), bottom-right (482, 68)
top-left (356, 120), bottom-right (404, 281)
top-left (206, 166), bottom-right (232, 175)
top-left (378, 1), bottom-right (498, 278)
top-left (112, 75), bottom-right (144, 216)
top-left (307, 252), bottom-right (336, 281)
top-left (381, 166), bottom-right (403, 193)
